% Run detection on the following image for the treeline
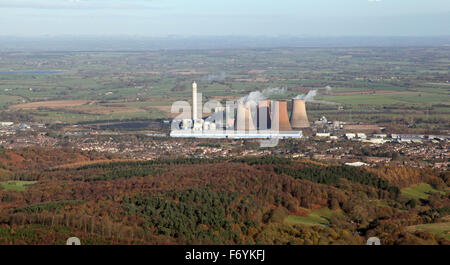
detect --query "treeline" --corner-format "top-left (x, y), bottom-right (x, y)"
top-left (73, 155), bottom-right (294, 171)
top-left (79, 166), bottom-right (163, 182)
top-left (275, 165), bottom-right (400, 199)
top-left (367, 166), bottom-right (446, 189)
top-left (196, 143), bottom-right (221, 148)
top-left (74, 157), bottom-right (224, 171)
top-left (420, 206), bottom-right (450, 221)
top-left (232, 156), bottom-right (293, 165)
top-left (14, 200), bottom-right (85, 214)
top-left (0, 147), bottom-right (107, 172)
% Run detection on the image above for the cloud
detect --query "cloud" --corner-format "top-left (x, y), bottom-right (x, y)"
top-left (368, 0), bottom-right (382, 2)
top-left (0, 0), bottom-right (158, 10)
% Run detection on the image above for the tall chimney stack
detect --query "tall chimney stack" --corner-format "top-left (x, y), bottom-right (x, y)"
top-left (271, 101), bottom-right (292, 131)
top-left (290, 99), bottom-right (310, 128)
top-left (192, 81), bottom-right (198, 120)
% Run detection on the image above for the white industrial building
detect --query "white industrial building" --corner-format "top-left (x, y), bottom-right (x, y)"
top-left (171, 130), bottom-right (303, 139)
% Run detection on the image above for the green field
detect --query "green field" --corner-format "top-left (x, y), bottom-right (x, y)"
top-left (319, 91), bottom-right (450, 106)
top-left (0, 95), bottom-right (23, 108)
top-left (401, 184), bottom-right (444, 200)
top-left (0, 181), bottom-right (37, 191)
top-left (407, 222), bottom-right (450, 240)
top-left (0, 48), bottom-right (448, 131)
top-left (285, 208), bottom-right (339, 226)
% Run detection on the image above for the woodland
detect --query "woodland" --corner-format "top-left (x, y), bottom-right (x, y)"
top-left (0, 147), bottom-right (448, 245)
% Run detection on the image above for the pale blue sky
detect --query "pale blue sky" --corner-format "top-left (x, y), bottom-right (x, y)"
top-left (1, 0), bottom-right (449, 36)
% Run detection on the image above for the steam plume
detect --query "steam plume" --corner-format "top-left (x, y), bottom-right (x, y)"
top-left (238, 87), bottom-right (286, 103)
top-left (295, 90), bottom-right (317, 101)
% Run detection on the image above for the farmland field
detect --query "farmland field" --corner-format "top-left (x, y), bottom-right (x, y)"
top-left (0, 95), bottom-right (23, 108)
top-left (285, 208), bottom-right (340, 226)
top-left (10, 100), bottom-right (94, 110)
top-left (0, 181), bottom-right (37, 191)
top-left (401, 184), bottom-right (445, 200)
top-left (407, 222), bottom-right (450, 240)
top-left (0, 47), bottom-right (448, 134)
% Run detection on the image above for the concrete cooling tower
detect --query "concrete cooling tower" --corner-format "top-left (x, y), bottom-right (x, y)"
top-left (257, 99), bottom-right (271, 130)
top-left (235, 102), bottom-right (257, 131)
top-left (271, 101), bottom-right (292, 131)
top-left (290, 99), bottom-right (310, 128)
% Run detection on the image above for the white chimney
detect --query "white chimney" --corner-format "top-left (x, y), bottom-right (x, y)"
top-left (192, 81), bottom-right (198, 120)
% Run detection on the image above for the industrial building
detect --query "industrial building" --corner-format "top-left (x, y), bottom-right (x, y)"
top-left (170, 130), bottom-right (303, 139)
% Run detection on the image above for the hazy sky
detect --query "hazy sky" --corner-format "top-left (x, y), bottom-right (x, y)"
top-left (1, 0), bottom-right (449, 36)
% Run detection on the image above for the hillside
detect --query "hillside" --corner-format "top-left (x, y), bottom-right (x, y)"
top-left (0, 148), bottom-right (448, 245)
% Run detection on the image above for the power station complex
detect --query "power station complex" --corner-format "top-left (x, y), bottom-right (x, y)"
top-left (170, 82), bottom-right (309, 139)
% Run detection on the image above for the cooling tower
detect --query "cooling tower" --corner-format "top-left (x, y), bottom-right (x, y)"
top-left (290, 99), bottom-right (310, 128)
top-left (246, 102), bottom-right (257, 131)
top-left (235, 102), bottom-right (257, 131)
top-left (271, 101), bottom-right (292, 131)
top-left (258, 99), bottom-right (271, 130)
top-left (235, 102), bottom-right (245, 131)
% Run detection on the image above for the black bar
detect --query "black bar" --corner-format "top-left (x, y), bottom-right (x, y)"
top-left (2, 245), bottom-right (446, 265)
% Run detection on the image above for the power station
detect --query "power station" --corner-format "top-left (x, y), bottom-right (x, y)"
top-left (170, 82), bottom-right (309, 139)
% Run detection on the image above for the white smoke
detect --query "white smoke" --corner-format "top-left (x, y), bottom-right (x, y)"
top-left (235, 87), bottom-right (287, 123)
top-left (238, 87), bottom-right (287, 103)
top-left (294, 86), bottom-right (339, 106)
top-left (295, 90), bottom-right (317, 101)
top-left (238, 91), bottom-right (264, 104)
top-left (204, 72), bottom-right (227, 81)
top-left (295, 86), bottom-right (332, 101)
top-left (262, 87), bottom-right (286, 97)
top-left (304, 90), bottom-right (317, 101)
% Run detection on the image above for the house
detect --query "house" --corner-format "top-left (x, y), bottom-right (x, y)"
top-left (316, 133), bottom-right (330, 137)
top-left (357, 133), bottom-right (367, 140)
top-left (345, 133), bottom-right (356, 140)
top-left (345, 162), bottom-right (369, 167)
top-left (365, 138), bottom-right (385, 144)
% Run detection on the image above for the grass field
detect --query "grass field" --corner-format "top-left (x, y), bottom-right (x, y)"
top-left (407, 222), bottom-right (450, 240)
top-left (0, 95), bottom-right (23, 108)
top-left (285, 208), bottom-right (339, 226)
top-left (401, 184), bottom-right (444, 200)
top-left (10, 100), bottom-right (94, 110)
top-left (0, 181), bottom-right (37, 191)
top-left (0, 48), bottom-right (449, 128)
top-left (319, 90), bottom-right (450, 106)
